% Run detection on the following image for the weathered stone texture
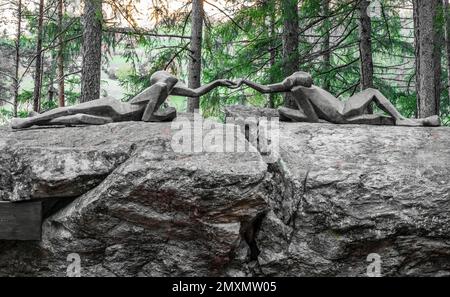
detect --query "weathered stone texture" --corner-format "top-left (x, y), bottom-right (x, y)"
top-left (255, 122), bottom-right (450, 276)
top-left (0, 119), bottom-right (268, 276)
top-left (0, 112), bottom-right (449, 276)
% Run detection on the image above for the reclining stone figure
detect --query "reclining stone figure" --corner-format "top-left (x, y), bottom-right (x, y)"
top-left (11, 70), bottom-right (235, 129)
top-left (236, 71), bottom-right (440, 126)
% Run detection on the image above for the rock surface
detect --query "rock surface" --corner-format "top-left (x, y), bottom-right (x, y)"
top-left (0, 111), bottom-right (450, 276)
top-left (224, 105), bottom-right (279, 120)
top-left (0, 117), bottom-right (268, 276)
top-left (226, 106), bottom-right (450, 276)
top-left (255, 122), bottom-right (450, 276)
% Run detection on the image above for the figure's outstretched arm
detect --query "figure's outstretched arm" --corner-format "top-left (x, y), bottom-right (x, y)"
top-left (171, 79), bottom-right (236, 97)
top-left (240, 79), bottom-right (290, 93)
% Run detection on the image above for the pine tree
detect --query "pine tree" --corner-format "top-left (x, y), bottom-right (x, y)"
top-left (57, 0), bottom-right (65, 107)
top-left (187, 0), bottom-right (204, 113)
top-left (281, 0), bottom-right (299, 108)
top-left (13, 0), bottom-right (22, 117)
top-left (80, 0), bottom-right (103, 103)
top-left (414, 0), bottom-right (441, 117)
top-left (32, 0), bottom-right (44, 112)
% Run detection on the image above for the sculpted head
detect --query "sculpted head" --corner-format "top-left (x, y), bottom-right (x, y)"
top-left (284, 71), bottom-right (313, 88)
top-left (150, 70), bottom-right (179, 91)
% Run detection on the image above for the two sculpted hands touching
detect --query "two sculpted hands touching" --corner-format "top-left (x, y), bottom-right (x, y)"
top-left (11, 70), bottom-right (439, 129)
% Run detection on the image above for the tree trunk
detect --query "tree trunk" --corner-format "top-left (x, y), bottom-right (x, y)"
top-left (57, 0), bottom-right (65, 107)
top-left (48, 83), bottom-right (55, 103)
top-left (435, 1), bottom-right (443, 115)
top-left (32, 0), bottom-right (44, 112)
top-left (281, 0), bottom-right (299, 109)
top-left (358, 0), bottom-right (374, 113)
top-left (322, 0), bottom-right (331, 91)
top-left (80, 0), bottom-right (102, 103)
top-left (268, 1), bottom-right (277, 108)
top-left (413, 0), bottom-right (441, 118)
top-left (358, 0), bottom-right (374, 90)
top-left (13, 0), bottom-right (22, 117)
top-left (443, 0), bottom-right (450, 111)
top-left (413, 0), bottom-right (420, 118)
top-left (187, 0), bottom-right (204, 113)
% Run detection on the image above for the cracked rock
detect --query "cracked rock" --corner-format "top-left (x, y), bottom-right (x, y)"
top-left (227, 105), bottom-right (450, 276)
top-left (1, 108), bottom-right (450, 276)
top-left (0, 118), bottom-right (268, 276)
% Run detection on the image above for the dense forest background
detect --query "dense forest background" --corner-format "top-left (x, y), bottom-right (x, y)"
top-left (0, 0), bottom-right (449, 125)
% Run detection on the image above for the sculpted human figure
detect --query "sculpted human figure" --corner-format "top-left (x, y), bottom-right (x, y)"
top-left (11, 70), bottom-right (236, 129)
top-left (236, 71), bottom-right (440, 126)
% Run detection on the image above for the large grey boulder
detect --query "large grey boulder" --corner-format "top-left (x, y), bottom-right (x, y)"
top-left (1, 109), bottom-right (450, 276)
top-left (0, 118), bottom-right (268, 276)
top-left (256, 122), bottom-right (450, 276)
top-left (226, 105), bottom-right (450, 276)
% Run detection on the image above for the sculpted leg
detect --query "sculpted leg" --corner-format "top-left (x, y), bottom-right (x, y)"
top-left (11, 98), bottom-right (140, 129)
top-left (11, 107), bottom-right (77, 129)
top-left (345, 114), bottom-right (395, 125)
top-left (143, 106), bottom-right (177, 122)
top-left (343, 88), bottom-right (404, 120)
top-left (48, 114), bottom-right (113, 126)
top-left (342, 89), bottom-right (376, 118)
top-left (278, 107), bottom-right (310, 122)
top-left (343, 88), bottom-right (404, 121)
top-left (395, 115), bottom-right (440, 126)
top-left (343, 88), bottom-right (440, 126)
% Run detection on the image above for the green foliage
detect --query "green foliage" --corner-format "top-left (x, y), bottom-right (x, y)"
top-left (200, 1), bottom-right (282, 117)
top-left (443, 115), bottom-right (450, 126)
top-left (64, 0), bottom-right (450, 122)
top-left (12, 3), bottom-right (83, 110)
top-left (65, 90), bottom-right (81, 106)
top-left (41, 100), bottom-right (58, 111)
top-left (17, 90), bottom-right (33, 104)
top-left (1, 0), bottom-right (449, 125)
top-left (0, 108), bottom-right (12, 118)
top-left (17, 110), bottom-right (30, 118)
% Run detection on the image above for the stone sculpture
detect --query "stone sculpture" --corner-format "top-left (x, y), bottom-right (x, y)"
top-left (11, 70), bottom-right (440, 129)
top-left (236, 71), bottom-right (440, 126)
top-left (11, 70), bottom-right (236, 129)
